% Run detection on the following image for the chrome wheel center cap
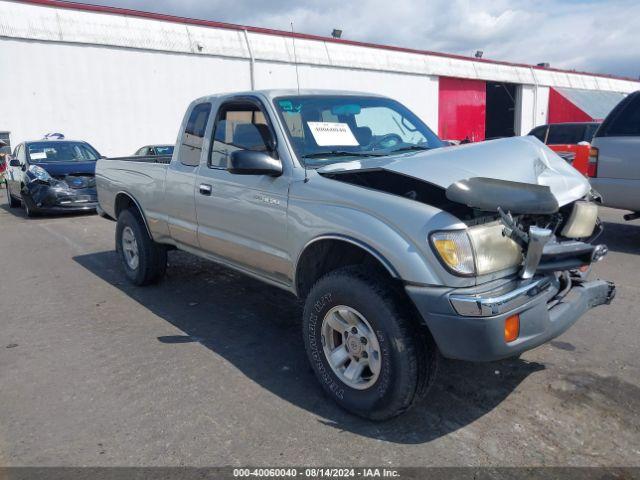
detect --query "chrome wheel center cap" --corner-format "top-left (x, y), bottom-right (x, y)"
top-left (346, 336), bottom-right (362, 356)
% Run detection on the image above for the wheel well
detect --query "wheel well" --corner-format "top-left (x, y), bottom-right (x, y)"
top-left (115, 193), bottom-right (136, 218)
top-left (295, 238), bottom-right (397, 298)
top-left (114, 193), bottom-right (150, 235)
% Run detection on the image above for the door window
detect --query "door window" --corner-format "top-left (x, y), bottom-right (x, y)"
top-left (602, 95), bottom-right (640, 137)
top-left (180, 102), bottom-right (212, 166)
top-left (15, 145), bottom-right (26, 163)
top-left (209, 101), bottom-right (273, 168)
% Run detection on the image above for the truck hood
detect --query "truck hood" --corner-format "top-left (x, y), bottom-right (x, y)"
top-left (317, 136), bottom-right (590, 207)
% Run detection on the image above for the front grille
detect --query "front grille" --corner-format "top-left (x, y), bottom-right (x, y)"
top-left (56, 194), bottom-right (96, 205)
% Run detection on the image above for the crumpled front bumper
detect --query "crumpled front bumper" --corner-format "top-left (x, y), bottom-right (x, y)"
top-left (23, 182), bottom-right (98, 212)
top-left (406, 275), bottom-right (615, 362)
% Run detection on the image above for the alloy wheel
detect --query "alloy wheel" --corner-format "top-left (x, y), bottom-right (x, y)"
top-left (121, 226), bottom-right (140, 270)
top-left (321, 305), bottom-right (382, 390)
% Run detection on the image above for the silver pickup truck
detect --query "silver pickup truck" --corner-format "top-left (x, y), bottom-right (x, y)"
top-left (96, 89), bottom-right (615, 420)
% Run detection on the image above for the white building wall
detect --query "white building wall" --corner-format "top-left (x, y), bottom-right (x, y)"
top-left (534, 86), bottom-right (551, 127)
top-left (0, 0), bottom-right (638, 155)
top-left (0, 38), bottom-right (251, 156)
top-left (2, 1), bottom-right (637, 92)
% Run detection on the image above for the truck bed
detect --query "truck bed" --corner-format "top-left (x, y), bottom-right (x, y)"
top-left (95, 155), bottom-right (171, 238)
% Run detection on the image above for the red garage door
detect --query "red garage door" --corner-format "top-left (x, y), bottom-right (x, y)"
top-left (438, 77), bottom-right (486, 142)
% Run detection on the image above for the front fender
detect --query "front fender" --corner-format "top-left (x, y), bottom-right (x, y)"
top-left (287, 178), bottom-right (472, 288)
top-left (289, 207), bottom-right (440, 286)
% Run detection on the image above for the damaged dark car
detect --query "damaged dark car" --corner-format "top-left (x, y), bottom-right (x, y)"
top-left (5, 140), bottom-right (101, 217)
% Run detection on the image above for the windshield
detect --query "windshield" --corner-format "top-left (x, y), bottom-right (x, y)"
top-left (273, 95), bottom-right (444, 168)
top-left (155, 145), bottom-right (174, 155)
top-left (27, 141), bottom-right (100, 163)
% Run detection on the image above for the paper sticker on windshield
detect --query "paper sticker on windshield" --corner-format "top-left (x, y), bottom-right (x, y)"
top-left (29, 151), bottom-right (47, 160)
top-left (307, 122), bottom-right (359, 147)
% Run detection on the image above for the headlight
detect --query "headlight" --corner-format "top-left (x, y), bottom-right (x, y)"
top-left (431, 230), bottom-right (475, 275)
top-left (561, 201), bottom-right (598, 238)
top-left (468, 222), bottom-right (522, 275)
top-left (27, 164), bottom-right (53, 183)
top-left (431, 222), bottom-right (523, 276)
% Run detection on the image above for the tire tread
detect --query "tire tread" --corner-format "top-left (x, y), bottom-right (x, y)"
top-left (303, 265), bottom-right (438, 420)
top-left (116, 208), bottom-right (166, 286)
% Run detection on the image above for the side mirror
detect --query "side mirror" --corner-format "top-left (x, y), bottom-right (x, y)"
top-left (9, 158), bottom-right (21, 167)
top-left (228, 150), bottom-right (282, 176)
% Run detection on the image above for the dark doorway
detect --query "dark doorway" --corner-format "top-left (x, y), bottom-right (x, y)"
top-left (485, 82), bottom-right (516, 139)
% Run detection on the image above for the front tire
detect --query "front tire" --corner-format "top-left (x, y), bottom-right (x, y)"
top-left (22, 196), bottom-right (36, 217)
top-left (115, 209), bottom-right (167, 286)
top-left (302, 266), bottom-right (438, 420)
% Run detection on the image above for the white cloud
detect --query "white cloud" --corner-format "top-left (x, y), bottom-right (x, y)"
top-left (86, 0), bottom-right (640, 78)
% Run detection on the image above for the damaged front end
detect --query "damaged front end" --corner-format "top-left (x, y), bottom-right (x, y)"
top-left (23, 164), bottom-right (98, 213)
top-left (444, 177), bottom-right (611, 282)
top-left (407, 178), bottom-right (616, 361)
top-left (318, 137), bottom-right (616, 360)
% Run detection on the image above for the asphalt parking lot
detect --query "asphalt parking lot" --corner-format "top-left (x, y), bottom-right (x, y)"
top-left (1, 191), bottom-right (639, 467)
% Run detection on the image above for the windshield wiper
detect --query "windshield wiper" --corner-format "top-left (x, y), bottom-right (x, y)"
top-left (301, 151), bottom-right (384, 159)
top-left (389, 145), bottom-right (432, 154)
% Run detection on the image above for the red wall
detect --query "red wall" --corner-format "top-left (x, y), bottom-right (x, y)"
top-left (438, 77), bottom-right (486, 142)
top-left (548, 88), bottom-right (592, 123)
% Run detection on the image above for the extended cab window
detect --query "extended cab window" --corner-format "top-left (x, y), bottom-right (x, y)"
top-left (180, 102), bottom-right (212, 166)
top-left (209, 101), bottom-right (273, 168)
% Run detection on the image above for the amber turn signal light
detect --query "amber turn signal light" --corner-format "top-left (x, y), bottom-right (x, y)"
top-left (504, 314), bottom-right (520, 343)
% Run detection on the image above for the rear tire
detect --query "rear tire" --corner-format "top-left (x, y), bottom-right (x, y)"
top-left (302, 265), bottom-right (438, 420)
top-left (6, 183), bottom-right (20, 208)
top-left (116, 209), bottom-right (167, 286)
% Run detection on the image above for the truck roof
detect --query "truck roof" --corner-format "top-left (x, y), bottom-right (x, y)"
top-left (192, 89), bottom-right (387, 104)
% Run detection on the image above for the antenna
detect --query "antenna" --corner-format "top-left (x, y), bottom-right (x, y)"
top-left (290, 21), bottom-right (301, 96)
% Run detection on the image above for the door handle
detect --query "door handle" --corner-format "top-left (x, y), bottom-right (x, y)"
top-left (199, 183), bottom-right (212, 196)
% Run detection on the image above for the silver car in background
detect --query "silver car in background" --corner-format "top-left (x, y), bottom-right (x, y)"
top-left (589, 91), bottom-right (640, 220)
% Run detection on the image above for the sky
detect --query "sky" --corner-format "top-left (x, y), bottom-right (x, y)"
top-left (83, 0), bottom-right (640, 78)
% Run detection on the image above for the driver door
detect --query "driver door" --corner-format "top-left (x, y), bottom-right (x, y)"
top-left (195, 97), bottom-right (291, 285)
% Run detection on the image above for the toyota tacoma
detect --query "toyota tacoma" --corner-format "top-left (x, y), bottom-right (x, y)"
top-left (96, 90), bottom-right (615, 420)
